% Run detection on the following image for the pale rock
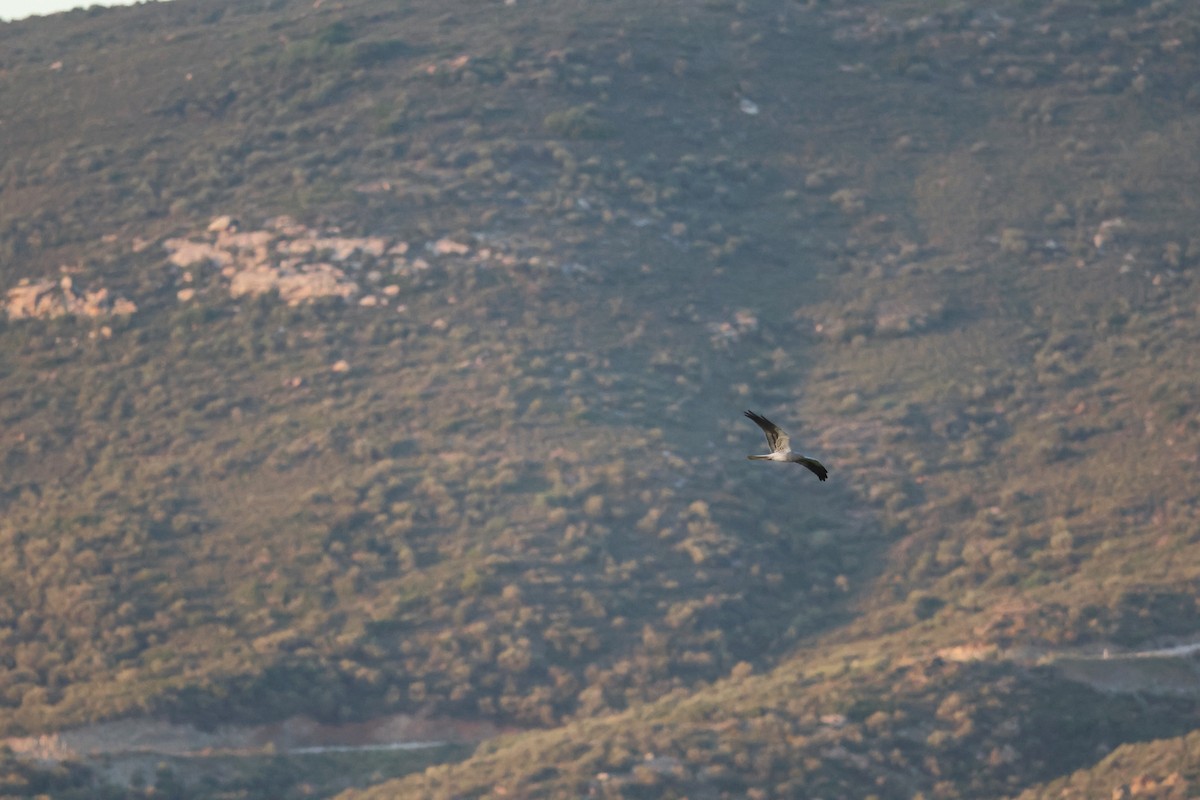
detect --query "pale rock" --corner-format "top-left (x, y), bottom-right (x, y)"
top-left (267, 215), bottom-right (308, 236)
top-left (274, 238), bottom-right (319, 257)
top-left (1094, 218), bottom-right (1125, 252)
top-left (4, 278), bottom-right (136, 320)
top-left (276, 236), bottom-right (383, 262)
top-left (207, 215), bottom-right (238, 233)
top-left (218, 230), bottom-right (274, 251)
top-left (229, 268), bottom-right (280, 299)
top-left (230, 264), bottom-right (357, 305)
top-left (81, 288), bottom-right (110, 315)
top-left (164, 239), bottom-right (234, 268)
top-left (804, 168), bottom-right (839, 190)
top-left (5, 280), bottom-right (63, 318)
top-left (359, 237), bottom-right (389, 257)
top-left (276, 265), bottom-right (357, 304)
top-left (829, 187), bottom-right (866, 215)
top-left (110, 297), bottom-right (138, 315)
top-left (431, 238), bottom-right (470, 256)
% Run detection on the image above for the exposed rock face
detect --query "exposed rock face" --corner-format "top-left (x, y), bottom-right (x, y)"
top-left (162, 215), bottom-right (420, 306)
top-left (207, 214), bottom-right (239, 233)
top-left (163, 239), bottom-right (234, 269)
top-left (430, 237), bottom-right (471, 256)
top-left (228, 263), bottom-right (358, 304)
top-left (5, 215), bottom-right (539, 320)
top-left (4, 277), bottom-right (137, 320)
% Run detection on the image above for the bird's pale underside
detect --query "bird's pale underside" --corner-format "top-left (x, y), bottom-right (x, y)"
top-left (744, 410), bottom-right (828, 481)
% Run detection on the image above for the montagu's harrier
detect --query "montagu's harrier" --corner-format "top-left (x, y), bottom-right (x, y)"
top-left (743, 410), bottom-right (828, 481)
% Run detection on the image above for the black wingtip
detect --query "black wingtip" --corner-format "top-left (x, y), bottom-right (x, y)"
top-left (801, 459), bottom-right (829, 482)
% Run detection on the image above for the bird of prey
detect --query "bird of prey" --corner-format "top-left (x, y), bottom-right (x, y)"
top-left (743, 410), bottom-right (828, 481)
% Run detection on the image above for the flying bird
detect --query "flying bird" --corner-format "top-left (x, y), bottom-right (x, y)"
top-left (743, 410), bottom-right (828, 481)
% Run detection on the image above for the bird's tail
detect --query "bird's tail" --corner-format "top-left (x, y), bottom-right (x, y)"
top-left (747, 454), bottom-right (772, 460)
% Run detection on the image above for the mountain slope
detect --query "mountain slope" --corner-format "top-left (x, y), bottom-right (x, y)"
top-left (1, 0), bottom-right (1199, 797)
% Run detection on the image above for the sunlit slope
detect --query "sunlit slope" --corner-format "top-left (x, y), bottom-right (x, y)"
top-left (349, 631), bottom-right (1198, 799)
top-left (345, 0), bottom-right (1200, 796)
top-left (1, 0), bottom-right (885, 736)
top-left (1017, 728), bottom-right (1200, 800)
top-left (1, 0), bottom-right (1199, 797)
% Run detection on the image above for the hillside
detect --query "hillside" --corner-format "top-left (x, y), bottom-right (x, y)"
top-left (1, 0), bottom-right (1199, 797)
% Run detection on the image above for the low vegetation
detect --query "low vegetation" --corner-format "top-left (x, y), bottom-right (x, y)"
top-left (0, 0), bottom-right (1198, 797)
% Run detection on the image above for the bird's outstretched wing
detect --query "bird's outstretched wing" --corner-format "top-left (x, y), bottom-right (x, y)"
top-left (744, 410), bottom-right (789, 454)
top-left (796, 456), bottom-right (828, 482)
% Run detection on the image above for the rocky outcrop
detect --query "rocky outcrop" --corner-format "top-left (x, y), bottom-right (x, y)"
top-left (163, 240), bottom-right (234, 269)
top-left (4, 276), bottom-right (137, 320)
top-left (5, 216), bottom-right (532, 321)
top-left (164, 216), bottom-right (373, 305)
top-left (163, 215), bottom-right (443, 306)
top-left (229, 263), bottom-right (359, 304)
